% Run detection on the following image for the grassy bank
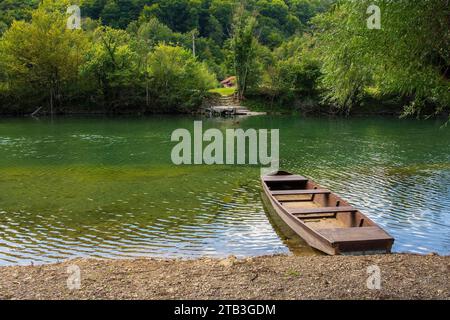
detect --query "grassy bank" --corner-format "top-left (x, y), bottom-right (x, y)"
top-left (209, 88), bottom-right (236, 97)
top-left (0, 254), bottom-right (448, 300)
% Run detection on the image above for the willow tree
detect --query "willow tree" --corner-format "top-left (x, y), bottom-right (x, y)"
top-left (232, 4), bottom-right (258, 100)
top-left (314, 0), bottom-right (450, 116)
top-left (0, 0), bottom-right (87, 114)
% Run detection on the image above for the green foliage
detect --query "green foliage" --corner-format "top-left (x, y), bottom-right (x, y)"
top-left (80, 26), bottom-right (140, 109)
top-left (0, 0), bottom-right (446, 117)
top-left (100, 0), bottom-right (142, 29)
top-left (146, 44), bottom-right (217, 112)
top-left (132, 17), bottom-right (179, 46)
top-left (141, 0), bottom-right (201, 34)
top-left (289, 0), bottom-right (332, 25)
top-left (0, 0), bottom-right (39, 28)
top-left (0, 0), bottom-right (87, 113)
top-left (314, 0), bottom-right (450, 115)
top-left (232, 4), bottom-right (259, 100)
top-left (262, 35), bottom-right (321, 103)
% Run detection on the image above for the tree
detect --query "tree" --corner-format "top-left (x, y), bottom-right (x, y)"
top-left (264, 35), bottom-right (321, 103)
top-left (289, 0), bottom-right (332, 25)
top-left (0, 0), bottom-right (87, 113)
top-left (132, 17), bottom-right (179, 47)
top-left (146, 44), bottom-right (216, 112)
top-left (232, 4), bottom-right (259, 100)
top-left (254, 0), bottom-right (289, 47)
top-left (141, 0), bottom-right (200, 33)
top-left (314, 0), bottom-right (450, 115)
top-left (0, 0), bottom-right (39, 28)
top-left (209, 0), bottom-right (235, 42)
top-left (80, 26), bottom-right (140, 110)
top-left (99, 0), bottom-right (142, 29)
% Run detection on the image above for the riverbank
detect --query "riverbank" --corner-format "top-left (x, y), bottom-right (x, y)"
top-left (1, 98), bottom-right (447, 119)
top-left (0, 254), bottom-right (448, 300)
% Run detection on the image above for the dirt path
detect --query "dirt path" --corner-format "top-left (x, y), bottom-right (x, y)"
top-left (0, 254), bottom-right (448, 300)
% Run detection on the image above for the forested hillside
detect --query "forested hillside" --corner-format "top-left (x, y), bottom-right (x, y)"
top-left (0, 0), bottom-right (448, 116)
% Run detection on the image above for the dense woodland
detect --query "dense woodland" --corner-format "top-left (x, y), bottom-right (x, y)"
top-left (0, 0), bottom-right (448, 116)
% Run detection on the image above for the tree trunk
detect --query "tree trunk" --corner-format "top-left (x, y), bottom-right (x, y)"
top-left (50, 87), bottom-right (54, 116)
top-left (146, 82), bottom-right (149, 107)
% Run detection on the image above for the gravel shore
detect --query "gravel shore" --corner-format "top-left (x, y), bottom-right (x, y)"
top-left (0, 254), bottom-right (448, 300)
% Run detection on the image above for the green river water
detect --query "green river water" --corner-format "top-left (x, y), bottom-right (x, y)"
top-left (0, 115), bottom-right (449, 265)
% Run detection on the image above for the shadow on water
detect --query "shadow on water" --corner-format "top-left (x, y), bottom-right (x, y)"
top-left (260, 192), bottom-right (321, 256)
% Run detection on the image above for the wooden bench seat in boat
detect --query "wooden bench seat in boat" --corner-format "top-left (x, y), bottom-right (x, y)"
top-left (271, 189), bottom-right (330, 196)
top-left (289, 206), bottom-right (357, 215)
top-left (263, 175), bottom-right (307, 182)
top-left (317, 227), bottom-right (393, 244)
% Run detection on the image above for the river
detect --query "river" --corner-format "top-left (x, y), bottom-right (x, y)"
top-left (0, 115), bottom-right (448, 265)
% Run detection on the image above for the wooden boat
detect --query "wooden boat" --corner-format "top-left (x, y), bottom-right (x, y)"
top-left (262, 171), bottom-right (394, 255)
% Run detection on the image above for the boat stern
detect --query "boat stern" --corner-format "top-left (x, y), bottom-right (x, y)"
top-left (333, 235), bottom-right (394, 255)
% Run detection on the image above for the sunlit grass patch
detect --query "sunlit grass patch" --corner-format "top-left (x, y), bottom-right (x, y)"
top-left (209, 87), bottom-right (236, 96)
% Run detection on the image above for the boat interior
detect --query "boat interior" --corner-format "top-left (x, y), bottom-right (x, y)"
top-left (264, 177), bottom-right (376, 232)
top-left (263, 172), bottom-right (393, 253)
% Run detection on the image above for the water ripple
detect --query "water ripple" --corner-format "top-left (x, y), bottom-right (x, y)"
top-left (0, 116), bottom-right (449, 265)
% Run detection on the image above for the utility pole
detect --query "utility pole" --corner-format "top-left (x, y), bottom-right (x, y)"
top-left (192, 29), bottom-right (198, 58)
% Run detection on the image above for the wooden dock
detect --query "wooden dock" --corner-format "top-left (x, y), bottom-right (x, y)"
top-left (206, 105), bottom-right (249, 116)
top-left (205, 96), bottom-right (265, 117)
